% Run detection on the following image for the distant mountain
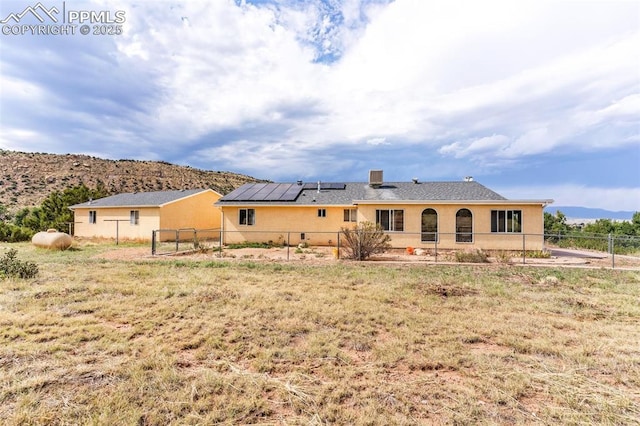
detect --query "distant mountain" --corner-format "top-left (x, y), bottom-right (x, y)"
top-left (0, 150), bottom-right (266, 211)
top-left (546, 206), bottom-right (636, 221)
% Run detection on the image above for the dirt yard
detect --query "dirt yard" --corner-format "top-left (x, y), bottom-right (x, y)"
top-left (94, 245), bottom-right (640, 269)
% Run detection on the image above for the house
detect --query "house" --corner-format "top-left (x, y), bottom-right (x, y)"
top-left (69, 189), bottom-right (221, 241)
top-left (215, 171), bottom-right (553, 251)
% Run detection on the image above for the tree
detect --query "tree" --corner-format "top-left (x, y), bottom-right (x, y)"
top-left (544, 211), bottom-right (570, 235)
top-left (19, 184), bottom-right (110, 233)
top-left (0, 204), bottom-right (10, 222)
top-left (340, 221), bottom-right (391, 260)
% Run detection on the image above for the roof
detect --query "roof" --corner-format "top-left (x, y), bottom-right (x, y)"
top-left (69, 189), bottom-right (215, 209)
top-left (216, 181), bottom-right (550, 206)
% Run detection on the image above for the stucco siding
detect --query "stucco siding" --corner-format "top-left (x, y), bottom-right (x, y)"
top-left (221, 202), bottom-right (546, 250)
top-left (221, 205), bottom-right (354, 246)
top-left (159, 190), bottom-right (221, 230)
top-left (73, 207), bottom-right (160, 240)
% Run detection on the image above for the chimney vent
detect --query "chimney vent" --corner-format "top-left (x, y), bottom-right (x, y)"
top-left (464, 176), bottom-right (474, 182)
top-left (297, 180), bottom-right (303, 186)
top-left (369, 169), bottom-right (383, 187)
top-left (412, 177), bottom-right (419, 184)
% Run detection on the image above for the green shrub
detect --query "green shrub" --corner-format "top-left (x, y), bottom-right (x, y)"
top-left (0, 248), bottom-right (38, 279)
top-left (0, 222), bottom-right (34, 242)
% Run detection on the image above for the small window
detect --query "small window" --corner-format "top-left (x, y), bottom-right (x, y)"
top-left (130, 210), bottom-right (139, 225)
top-left (491, 210), bottom-right (522, 233)
top-left (318, 208), bottom-right (327, 218)
top-left (376, 209), bottom-right (404, 231)
top-left (239, 208), bottom-right (255, 226)
top-left (89, 210), bottom-right (97, 224)
top-left (343, 208), bottom-right (357, 222)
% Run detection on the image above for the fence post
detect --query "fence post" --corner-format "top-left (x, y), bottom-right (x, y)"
top-left (337, 232), bottom-right (340, 260)
top-left (219, 229), bottom-right (223, 258)
top-left (152, 230), bottom-right (156, 255)
top-left (522, 233), bottom-right (526, 264)
top-left (193, 229), bottom-right (198, 251)
top-left (434, 235), bottom-right (438, 263)
top-left (287, 232), bottom-right (290, 261)
top-left (610, 234), bottom-right (615, 269)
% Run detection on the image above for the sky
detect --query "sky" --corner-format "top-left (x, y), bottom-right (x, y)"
top-left (1, 0), bottom-right (639, 212)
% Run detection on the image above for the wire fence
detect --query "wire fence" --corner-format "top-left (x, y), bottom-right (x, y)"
top-left (151, 228), bottom-right (221, 256)
top-left (151, 228), bottom-right (640, 268)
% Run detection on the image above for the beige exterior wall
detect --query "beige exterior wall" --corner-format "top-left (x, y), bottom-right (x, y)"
top-left (220, 205), bottom-right (355, 246)
top-left (357, 203), bottom-right (545, 250)
top-left (159, 190), bottom-right (221, 230)
top-left (220, 202), bottom-right (546, 251)
top-left (73, 207), bottom-right (160, 240)
top-left (72, 190), bottom-right (221, 241)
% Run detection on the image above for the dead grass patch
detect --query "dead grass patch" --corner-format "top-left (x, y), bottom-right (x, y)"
top-left (1, 243), bottom-right (639, 424)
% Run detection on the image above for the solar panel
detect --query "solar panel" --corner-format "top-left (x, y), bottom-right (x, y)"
top-left (253, 184), bottom-right (280, 200)
top-left (263, 184), bottom-right (290, 200)
top-left (238, 183), bottom-right (269, 201)
top-left (280, 184), bottom-right (304, 201)
top-left (222, 182), bottom-right (344, 202)
top-left (221, 184), bottom-right (256, 201)
top-left (302, 182), bottom-right (345, 190)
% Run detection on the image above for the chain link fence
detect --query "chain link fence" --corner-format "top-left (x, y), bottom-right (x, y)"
top-left (151, 228), bottom-right (221, 255)
top-left (151, 228), bottom-right (640, 268)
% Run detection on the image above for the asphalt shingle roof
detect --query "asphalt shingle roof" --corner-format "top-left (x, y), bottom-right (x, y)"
top-left (69, 189), bottom-right (209, 208)
top-left (217, 181), bottom-right (508, 205)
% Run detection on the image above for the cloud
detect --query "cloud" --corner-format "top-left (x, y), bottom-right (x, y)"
top-left (1, 0), bottom-right (638, 211)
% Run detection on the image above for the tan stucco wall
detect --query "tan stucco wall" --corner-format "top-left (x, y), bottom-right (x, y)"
top-left (220, 205), bottom-right (354, 246)
top-left (159, 190), bottom-right (221, 230)
top-left (72, 190), bottom-right (221, 241)
top-left (357, 203), bottom-right (545, 250)
top-left (220, 203), bottom-right (546, 250)
top-left (73, 207), bottom-right (160, 240)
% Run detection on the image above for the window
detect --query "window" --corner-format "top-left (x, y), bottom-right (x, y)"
top-left (456, 208), bottom-right (473, 242)
top-left (421, 208), bottom-right (438, 242)
top-left (317, 208), bottom-right (327, 218)
top-left (239, 208), bottom-right (255, 226)
top-left (376, 209), bottom-right (404, 231)
top-left (130, 210), bottom-right (139, 225)
top-left (343, 208), bottom-right (357, 222)
top-left (491, 210), bottom-right (522, 233)
top-left (89, 210), bottom-right (97, 224)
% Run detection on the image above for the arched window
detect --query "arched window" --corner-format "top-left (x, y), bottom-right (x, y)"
top-left (421, 208), bottom-right (438, 242)
top-left (456, 208), bottom-right (473, 242)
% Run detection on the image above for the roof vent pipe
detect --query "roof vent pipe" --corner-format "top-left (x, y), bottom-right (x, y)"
top-left (412, 177), bottom-right (419, 184)
top-left (464, 176), bottom-right (474, 182)
top-left (317, 181), bottom-right (321, 193)
top-left (297, 180), bottom-right (303, 186)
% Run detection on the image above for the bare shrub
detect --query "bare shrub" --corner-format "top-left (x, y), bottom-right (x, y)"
top-left (340, 222), bottom-right (391, 260)
top-left (455, 249), bottom-right (489, 263)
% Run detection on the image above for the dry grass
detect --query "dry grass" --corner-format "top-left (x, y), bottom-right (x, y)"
top-left (1, 242), bottom-right (639, 424)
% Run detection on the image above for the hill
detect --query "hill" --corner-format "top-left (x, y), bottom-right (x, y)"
top-left (546, 206), bottom-right (636, 222)
top-left (0, 150), bottom-right (265, 211)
